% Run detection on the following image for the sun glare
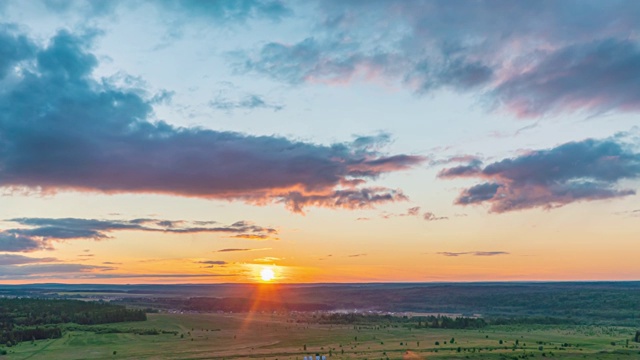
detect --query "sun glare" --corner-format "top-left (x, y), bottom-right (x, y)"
top-left (260, 267), bottom-right (275, 282)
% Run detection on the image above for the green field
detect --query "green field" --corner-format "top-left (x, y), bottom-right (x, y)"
top-left (2, 313), bottom-right (639, 359)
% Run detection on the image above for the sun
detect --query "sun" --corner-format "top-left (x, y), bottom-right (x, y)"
top-left (260, 267), bottom-right (275, 282)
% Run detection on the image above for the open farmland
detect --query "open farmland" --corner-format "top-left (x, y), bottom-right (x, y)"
top-left (2, 312), bottom-right (639, 360)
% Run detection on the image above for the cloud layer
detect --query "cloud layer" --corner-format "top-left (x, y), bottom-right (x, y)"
top-left (0, 29), bottom-right (423, 212)
top-left (0, 217), bottom-right (278, 252)
top-left (439, 138), bottom-right (640, 212)
top-left (236, 1), bottom-right (640, 117)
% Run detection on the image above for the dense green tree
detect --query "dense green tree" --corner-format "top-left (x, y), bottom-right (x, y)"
top-left (0, 299), bottom-right (145, 346)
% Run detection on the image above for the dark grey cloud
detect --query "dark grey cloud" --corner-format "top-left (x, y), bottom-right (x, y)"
top-left (0, 254), bottom-right (57, 265)
top-left (437, 251), bottom-right (509, 257)
top-left (235, 1), bottom-right (640, 116)
top-left (0, 217), bottom-right (278, 252)
top-left (0, 29), bottom-right (423, 213)
top-left (348, 253), bottom-right (366, 258)
top-left (209, 94), bottom-right (283, 112)
top-left (439, 138), bottom-right (640, 212)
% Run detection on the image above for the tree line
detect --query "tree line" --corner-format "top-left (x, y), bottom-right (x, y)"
top-left (309, 313), bottom-right (487, 329)
top-left (0, 298), bottom-right (146, 346)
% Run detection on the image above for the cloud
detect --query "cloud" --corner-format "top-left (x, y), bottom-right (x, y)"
top-left (0, 29), bottom-right (423, 213)
top-left (235, 1), bottom-right (640, 116)
top-left (215, 248), bottom-right (270, 252)
top-left (380, 206), bottom-right (447, 221)
top-left (0, 232), bottom-right (48, 252)
top-left (38, 0), bottom-right (120, 17)
top-left (493, 39), bottom-right (640, 117)
top-left (0, 25), bottom-right (35, 78)
top-left (423, 212), bottom-right (448, 221)
top-left (253, 256), bottom-right (281, 263)
top-left (197, 260), bottom-right (227, 265)
top-left (348, 253), bottom-right (366, 258)
top-left (439, 137), bottom-right (640, 213)
top-left (0, 269), bottom-right (232, 280)
top-left (405, 206), bottom-right (421, 216)
top-left (437, 159), bottom-right (483, 178)
top-left (37, 0), bottom-right (290, 22)
top-left (437, 251), bottom-right (509, 257)
top-left (0, 217), bottom-right (278, 252)
top-left (0, 254), bottom-right (57, 265)
top-left (229, 234), bottom-right (274, 240)
top-left (381, 206), bottom-right (419, 219)
top-left (77, 273), bottom-right (234, 279)
top-left (0, 263), bottom-right (115, 278)
top-left (197, 260), bottom-right (228, 268)
top-left (155, 0), bottom-right (291, 23)
top-left (209, 94), bottom-right (283, 112)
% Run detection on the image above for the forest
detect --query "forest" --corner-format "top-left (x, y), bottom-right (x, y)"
top-left (0, 299), bottom-right (146, 346)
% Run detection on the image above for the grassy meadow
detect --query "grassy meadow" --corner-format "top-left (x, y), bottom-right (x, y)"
top-left (2, 312), bottom-right (639, 360)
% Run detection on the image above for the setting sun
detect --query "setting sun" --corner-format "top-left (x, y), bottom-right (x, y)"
top-left (260, 267), bottom-right (275, 282)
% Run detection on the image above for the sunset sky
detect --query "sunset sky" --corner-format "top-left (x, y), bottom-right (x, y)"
top-left (1, 0), bottom-right (639, 284)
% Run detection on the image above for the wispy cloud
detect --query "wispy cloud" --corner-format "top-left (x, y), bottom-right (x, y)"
top-left (253, 256), bottom-right (282, 263)
top-left (215, 248), bottom-right (271, 253)
top-left (348, 253), bottom-right (367, 258)
top-left (0, 263), bottom-right (115, 278)
top-left (40, 0), bottom-right (291, 23)
top-left (381, 206), bottom-right (448, 221)
top-left (196, 260), bottom-right (228, 268)
top-left (0, 217), bottom-right (278, 252)
top-left (423, 212), bottom-right (448, 222)
top-left (439, 137), bottom-right (640, 213)
top-left (0, 254), bottom-right (57, 266)
top-left (209, 94), bottom-right (283, 112)
top-left (229, 234), bottom-right (276, 240)
top-left (437, 251), bottom-right (510, 257)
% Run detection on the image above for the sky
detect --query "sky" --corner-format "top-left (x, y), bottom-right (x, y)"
top-left (1, 0), bottom-right (639, 284)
